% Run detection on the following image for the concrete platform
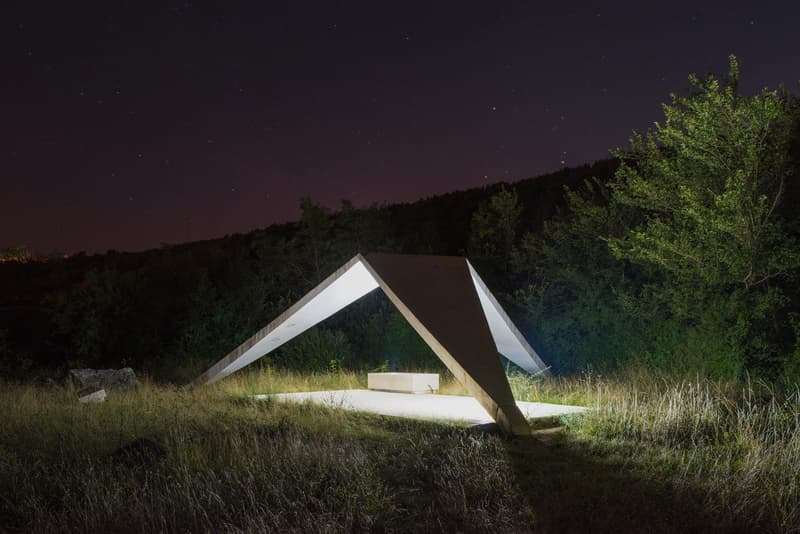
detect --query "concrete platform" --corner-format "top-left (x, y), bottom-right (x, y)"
top-left (254, 389), bottom-right (587, 425)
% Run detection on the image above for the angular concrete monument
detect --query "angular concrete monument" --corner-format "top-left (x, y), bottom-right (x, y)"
top-left (193, 253), bottom-right (548, 434)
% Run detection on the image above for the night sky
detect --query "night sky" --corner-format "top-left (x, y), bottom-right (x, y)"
top-left (3, 2), bottom-right (799, 253)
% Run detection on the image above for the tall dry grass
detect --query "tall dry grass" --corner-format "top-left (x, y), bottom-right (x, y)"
top-left (1, 367), bottom-right (798, 532)
top-left (510, 368), bottom-right (800, 531)
top-left (0, 375), bottom-right (533, 533)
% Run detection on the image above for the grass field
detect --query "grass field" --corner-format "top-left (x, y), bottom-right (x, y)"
top-left (1, 368), bottom-right (798, 532)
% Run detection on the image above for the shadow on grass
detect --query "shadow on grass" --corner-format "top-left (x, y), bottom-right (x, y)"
top-left (504, 431), bottom-right (740, 533)
top-left (201, 397), bottom-right (752, 531)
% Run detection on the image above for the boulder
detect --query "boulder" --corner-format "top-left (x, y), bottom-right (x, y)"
top-left (69, 368), bottom-right (138, 390)
top-left (78, 386), bottom-right (107, 403)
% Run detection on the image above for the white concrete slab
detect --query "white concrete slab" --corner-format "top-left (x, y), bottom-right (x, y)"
top-left (367, 372), bottom-right (439, 393)
top-left (254, 389), bottom-right (587, 425)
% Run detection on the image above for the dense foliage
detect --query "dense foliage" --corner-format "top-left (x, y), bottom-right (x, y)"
top-left (1, 57), bottom-right (798, 382)
top-left (517, 57), bottom-right (800, 380)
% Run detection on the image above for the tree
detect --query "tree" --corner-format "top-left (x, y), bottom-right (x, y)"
top-left (609, 56), bottom-right (799, 290)
top-left (469, 185), bottom-right (522, 270)
top-left (606, 56), bottom-right (800, 377)
top-left (512, 179), bottom-right (646, 372)
top-left (298, 196), bottom-right (332, 282)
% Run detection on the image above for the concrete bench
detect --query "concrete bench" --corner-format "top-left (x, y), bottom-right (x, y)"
top-left (367, 372), bottom-right (439, 394)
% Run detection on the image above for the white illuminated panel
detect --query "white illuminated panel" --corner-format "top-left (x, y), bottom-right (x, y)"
top-left (207, 257), bottom-right (379, 382)
top-left (467, 260), bottom-right (548, 375)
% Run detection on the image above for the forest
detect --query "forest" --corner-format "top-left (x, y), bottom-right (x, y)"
top-left (1, 57), bottom-right (799, 385)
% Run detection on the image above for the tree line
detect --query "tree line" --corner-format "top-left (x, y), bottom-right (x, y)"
top-left (1, 57), bottom-right (798, 383)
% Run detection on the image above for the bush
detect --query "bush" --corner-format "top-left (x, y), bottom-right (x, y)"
top-left (277, 327), bottom-right (354, 372)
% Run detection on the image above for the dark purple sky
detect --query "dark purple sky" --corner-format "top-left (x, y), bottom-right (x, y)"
top-left (3, 1), bottom-right (799, 253)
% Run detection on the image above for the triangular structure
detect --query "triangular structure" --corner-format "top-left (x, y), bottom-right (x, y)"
top-left (193, 253), bottom-right (548, 434)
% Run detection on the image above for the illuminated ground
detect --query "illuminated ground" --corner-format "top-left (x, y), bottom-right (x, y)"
top-left (255, 389), bottom-right (587, 425)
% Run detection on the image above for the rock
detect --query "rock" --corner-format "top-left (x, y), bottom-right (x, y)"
top-left (69, 368), bottom-right (138, 390)
top-left (78, 386), bottom-right (107, 403)
top-left (111, 438), bottom-right (168, 468)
